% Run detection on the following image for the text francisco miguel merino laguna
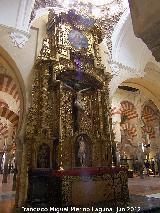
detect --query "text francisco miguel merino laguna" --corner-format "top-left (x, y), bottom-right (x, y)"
top-left (22, 206), bottom-right (141, 212)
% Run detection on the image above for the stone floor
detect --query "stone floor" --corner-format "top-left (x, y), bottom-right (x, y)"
top-left (0, 174), bottom-right (13, 193)
top-left (129, 176), bottom-right (160, 195)
top-left (1, 175), bottom-right (160, 213)
top-left (129, 176), bottom-right (160, 212)
top-left (0, 174), bottom-right (15, 213)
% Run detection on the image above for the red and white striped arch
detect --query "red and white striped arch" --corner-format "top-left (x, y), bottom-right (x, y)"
top-left (0, 123), bottom-right (8, 138)
top-left (121, 122), bottom-right (137, 138)
top-left (142, 125), bottom-right (155, 139)
top-left (142, 105), bottom-right (157, 123)
top-left (0, 74), bottom-right (20, 104)
top-left (0, 100), bottom-right (9, 108)
top-left (120, 101), bottom-right (138, 120)
top-left (111, 101), bottom-right (138, 120)
top-left (0, 106), bottom-right (19, 127)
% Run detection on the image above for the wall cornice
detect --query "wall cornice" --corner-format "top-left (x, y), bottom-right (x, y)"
top-left (109, 60), bottom-right (145, 98)
top-left (109, 60), bottom-right (145, 77)
top-left (0, 24), bottom-right (30, 48)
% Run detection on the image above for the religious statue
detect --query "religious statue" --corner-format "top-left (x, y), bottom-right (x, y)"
top-left (63, 83), bottom-right (90, 131)
top-left (37, 144), bottom-right (50, 168)
top-left (78, 137), bottom-right (86, 167)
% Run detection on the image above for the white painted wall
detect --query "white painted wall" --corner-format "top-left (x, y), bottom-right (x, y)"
top-left (0, 0), bottom-right (34, 33)
top-left (0, 0), bottom-right (20, 28)
top-left (112, 13), bottom-right (153, 71)
top-left (0, 26), bottom-right (37, 87)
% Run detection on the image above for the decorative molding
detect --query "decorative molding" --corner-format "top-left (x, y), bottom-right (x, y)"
top-left (109, 60), bottom-right (145, 78)
top-left (30, 0), bottom-right (128, 56)
top-left (109, 60), bottom-right (145, 98)
top-left (10, 32), bottom-right (30, 48)
top-left (15, 0), bottom-right (34, 32)
top-left (145, 61), bottom-right (160, 74)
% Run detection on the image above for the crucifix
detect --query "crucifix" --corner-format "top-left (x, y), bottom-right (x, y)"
top-left (63, 83), bottom-right (91, 131)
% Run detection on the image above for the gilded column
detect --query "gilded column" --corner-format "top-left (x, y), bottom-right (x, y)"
top-left (101, 87), bottom-right (112, 166)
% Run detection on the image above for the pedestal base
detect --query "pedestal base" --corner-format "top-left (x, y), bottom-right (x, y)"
top-left (27, 167), bottom-right (129, 206)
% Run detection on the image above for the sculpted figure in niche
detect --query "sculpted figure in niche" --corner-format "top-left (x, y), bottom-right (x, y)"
top-left (78, 137), bottom-right (86, 167)
top-left (75, 134), bottom-right (92, 167)
top-left (37, 144), bottom-right (50, 168)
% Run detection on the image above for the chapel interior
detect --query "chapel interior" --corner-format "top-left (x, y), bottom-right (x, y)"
top-left (1, 0), bottom-right (160, 213)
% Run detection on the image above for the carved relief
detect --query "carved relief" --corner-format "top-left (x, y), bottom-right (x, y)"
top-left (10, 32), bottom-right (29, 48)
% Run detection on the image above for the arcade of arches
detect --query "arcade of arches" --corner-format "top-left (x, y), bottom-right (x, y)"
top-left (1, 0), bottom-right (160, 212)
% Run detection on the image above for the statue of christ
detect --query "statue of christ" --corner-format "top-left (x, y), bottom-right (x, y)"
top-left (63, 83), bottom-right (90, 131)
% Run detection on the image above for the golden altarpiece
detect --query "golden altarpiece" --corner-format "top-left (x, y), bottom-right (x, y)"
top-left (25, 10), bottom-right (129, 206)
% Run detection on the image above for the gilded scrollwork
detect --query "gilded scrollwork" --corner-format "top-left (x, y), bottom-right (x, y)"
top-left (26, 10), bottom-right (115, 169)
top-left (24, 8), bottom-right (130, 209)
top-left (30, 0), bottom-right (127, 57)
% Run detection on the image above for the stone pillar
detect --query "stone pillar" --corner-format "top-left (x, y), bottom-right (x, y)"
top-left (134, 94), bottom-right (145, 151)
top-left (0, 153), bottom-right (3, 173)
top-left (2, 123), bottom-right (14, 183)
top-left (12, 162), bottom-right (17, 191)
top-left (18, 142), bottom-right (28, 207)
top-left (14, 137), bottom-right (20, 207)
top-left (2, 152), bottom-right (9, 183)
top-left (137, 151), bottom-right (144, 179)
top-left (112, 114), bottom-right (121, 143)
top-left (112, 113), bottom-right (121, 166)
